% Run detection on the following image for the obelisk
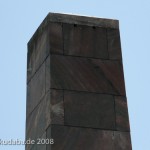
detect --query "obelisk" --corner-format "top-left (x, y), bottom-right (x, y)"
top-left (26, 13), bottom-right (132, 150)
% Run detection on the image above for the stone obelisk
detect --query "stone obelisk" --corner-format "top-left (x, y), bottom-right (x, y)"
top-left (26, 13), bottom-right (132, 150)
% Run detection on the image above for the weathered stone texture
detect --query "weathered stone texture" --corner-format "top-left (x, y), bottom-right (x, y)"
top-left (26, 13), bottom-right (132, 150)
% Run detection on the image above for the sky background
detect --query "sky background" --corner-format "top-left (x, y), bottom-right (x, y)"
top-left (0, 0), bottom-right (150, 150)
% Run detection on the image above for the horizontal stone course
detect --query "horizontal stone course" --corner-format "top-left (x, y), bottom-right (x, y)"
top-left (64, 91), bottom-right (115, 129)
top-left (47, 125), bottom-right (132, 150)
top-left (28, 13), bottom-right (119, 49)
top-left (50, 55), bottom-right (126, 95)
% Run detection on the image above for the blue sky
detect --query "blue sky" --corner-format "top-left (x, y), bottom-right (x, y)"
top-left (0, 0), bottom-right (150, 150)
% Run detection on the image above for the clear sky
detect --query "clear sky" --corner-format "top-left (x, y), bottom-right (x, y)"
top-left (0, 0), bottom-right (149, 150)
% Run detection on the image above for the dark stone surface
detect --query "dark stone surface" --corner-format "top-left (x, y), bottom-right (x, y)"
top-left (29, 132), bottom-right (46, 150)
top-left (64, 91), bottom-right (115, 129)
top-left (27, 26), bottom-right (49, 82)
top-left (28, 13), bottom-right (119, 51)
top-left (26, 13), bottom-right (132, 150)
top-left (46, 125), bottom-right (131, 150)
top-left (34, 27), bottom-right (49, 72)
top-left (27, 22), bottom-right (63, 82)
top-left (27, 63), bottom-right (45, 117)
top-left (63, 24), bottom-right (108, 59)
top-left (47, 125), bottom-right (114, 150)
top-left (107, 29), bottom-right (122, 60)
top-left (26, 93), bottom-right (50, 150)
top-left (49, 23), bottom-right (63, 54)
top-left (47, 13), bottom-right (119, 29)
top-left (45, 56), bottom-right (50, 92)
top-left (27, 43), bottom-right (35, 82)
top-left (51, 55), bottom-right (126, 95)
top-left (50, 89), bottom-right (64, 125)
top-left (114, 131), bottom-right (132, 150)
top-left (46, 59), bottom-right (64, 125)
top-left (115, 96), bottom-right (130, 131)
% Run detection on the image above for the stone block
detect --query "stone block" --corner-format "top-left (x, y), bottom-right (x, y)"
top-left (51, 55), bottom-right (125, 95)
top-left (63, 24), bottom-right (108, 59)
top-left (64, 91), bottom-right (115, 129)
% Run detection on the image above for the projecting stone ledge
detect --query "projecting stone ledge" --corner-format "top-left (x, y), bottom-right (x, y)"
top-left (28, 12), bottom-right (119, 46)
